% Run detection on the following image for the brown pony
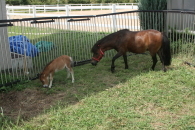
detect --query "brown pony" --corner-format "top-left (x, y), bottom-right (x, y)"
top-left (91, 29), bottom-right (171, 72)
top-left (40, 55), bottom-right (74, 88)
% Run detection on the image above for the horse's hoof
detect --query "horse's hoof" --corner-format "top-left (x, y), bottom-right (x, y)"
top-left (111, 66), bottom-right (115, 72)
top-left (111, 68), bottom-right (115, 73)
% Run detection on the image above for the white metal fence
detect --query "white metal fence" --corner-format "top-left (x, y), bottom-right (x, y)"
top-left (6, 3), bottom-right (138, 18)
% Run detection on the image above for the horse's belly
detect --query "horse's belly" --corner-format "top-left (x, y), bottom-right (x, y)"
top-left (127, 46), bottom-right (147, 53)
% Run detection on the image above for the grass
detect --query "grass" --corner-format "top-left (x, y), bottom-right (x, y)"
top-left (3, 26), bottom-right (195, 129)
top-left (1, 54), bottom-right (195, 130)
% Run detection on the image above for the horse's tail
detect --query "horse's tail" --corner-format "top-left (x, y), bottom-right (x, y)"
top-left (69, 56), bottom-right (74, 67)
top-left (161, 33), bottom-right (171, 66)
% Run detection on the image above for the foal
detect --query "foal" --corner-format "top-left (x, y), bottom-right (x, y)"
top-left (40, 55), bottom-right (74, 88)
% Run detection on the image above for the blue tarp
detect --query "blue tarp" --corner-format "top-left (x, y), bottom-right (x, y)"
top-left (9, 35), bottom-right (38, 57)
top-left (35, 41), bottom-right (54, 53)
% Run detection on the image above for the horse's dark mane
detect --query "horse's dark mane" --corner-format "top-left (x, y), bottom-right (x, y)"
top-left (91, 29), bottom-right (130, 53)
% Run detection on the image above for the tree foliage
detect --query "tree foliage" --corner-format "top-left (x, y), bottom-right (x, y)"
top-left (138, 0), bottom-right (167, 31)
top-left (138, 0), bottom-right (166, 10)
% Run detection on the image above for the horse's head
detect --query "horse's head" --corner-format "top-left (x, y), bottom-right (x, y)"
top-left (91, 45), bottom-right (104, 66)
top-left (39, 73), bottom-right (49, 87)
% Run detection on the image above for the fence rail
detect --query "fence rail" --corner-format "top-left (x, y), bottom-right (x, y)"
top-left (0, 10), bottom-right (195, 87)
top-left (6, 3), bottom-right (138, 18)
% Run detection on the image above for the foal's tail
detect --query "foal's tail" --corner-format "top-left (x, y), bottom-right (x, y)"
top-left (70, 56), bottom-right (74, 67)
top-left (161, 33), bottom-right (171, 66)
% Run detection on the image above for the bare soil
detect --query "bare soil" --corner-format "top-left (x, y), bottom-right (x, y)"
top-left (0, 87), bottom-right (68, 120)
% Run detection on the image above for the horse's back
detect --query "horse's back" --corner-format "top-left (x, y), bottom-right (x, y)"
top-left (135, 29), bottom-right (162, 41)
top-left (126, 29), bottom-right (163, 54)
top-left (44, 55), bottom-right (72, 73)
top-left (52, 55), bottom-right (72, 69)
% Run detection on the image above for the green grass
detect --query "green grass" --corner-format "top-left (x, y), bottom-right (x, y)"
top-left (1, 54), bottom-right (195, 130)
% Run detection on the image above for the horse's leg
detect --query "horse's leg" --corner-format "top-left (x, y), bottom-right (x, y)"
top-left (111, 53), bottom-right (122, 73)
top-left (157, 50), bottom-right (166, 72)
top-left (123, 54), bottom-right (128, 69)
top-left (151, 54), bottom-right (157, 71)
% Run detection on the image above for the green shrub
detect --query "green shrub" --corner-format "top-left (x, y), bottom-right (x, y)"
top-left (138, 0), bottom-right (167, 31)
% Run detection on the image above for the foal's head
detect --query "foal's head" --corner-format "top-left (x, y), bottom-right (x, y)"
top-left (39, 73), bottom-right (49, 87)
top-left (91, 44), bottom-right (104, 66)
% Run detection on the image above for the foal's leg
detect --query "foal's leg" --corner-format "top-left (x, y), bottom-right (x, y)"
top-left (66, 67), bottom-right (74, 83)
top-left (48, 73), bottom-right (53, 88)
top-left (123, 54), bottom-right (128, 69)
top-left (151, 54), bottom-right (157, 71)
top-left (66, 67), bottom-right (70, 78)
top-left (69, 68), bottom-right (74, 83)
top-left (111, 53), bottom-right (122, 73)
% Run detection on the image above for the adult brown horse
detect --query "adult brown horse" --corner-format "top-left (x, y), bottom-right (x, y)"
top-left (91, 29), bottom-right (171, 73)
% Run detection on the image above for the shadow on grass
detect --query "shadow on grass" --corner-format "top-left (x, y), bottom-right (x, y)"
top-left (0, 53), bottom-right (165, 123)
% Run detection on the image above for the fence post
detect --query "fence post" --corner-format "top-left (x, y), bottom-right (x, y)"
top-left (6, 4), bottom-right (10, 19)
top-left (1, 0), bottom-right (14, 72)
top-left (12, 5), bottom-right (14, 13)
top-left (57, 4), bottom-right (59, 12)
top-left (112, 4), bottom-right (116, 13)
top-left (81, 4), bottom-right (82, 11)
top-left (66, 5), bottom-right (70, 30)
top-left (44, 5), bottom-right (46, 13)
top-left (28, 5), bottom-right (30, 14)
top-left (65, 5), bottom-right (69, 16)
top-left (112, 4), bottom-right (117, 32)
top-left (33, 5), bottom-right (36, 18)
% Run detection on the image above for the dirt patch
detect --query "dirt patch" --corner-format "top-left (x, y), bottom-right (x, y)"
top-left (0, 88), bottom-right (66, 120)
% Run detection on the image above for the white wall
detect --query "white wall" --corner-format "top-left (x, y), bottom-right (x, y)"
top-left (167, 0), bottom-right (195, 30)
top-left (0, 0), bottom-right (12, 70)
top-left (167, 0), bottom-right (195, 11)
